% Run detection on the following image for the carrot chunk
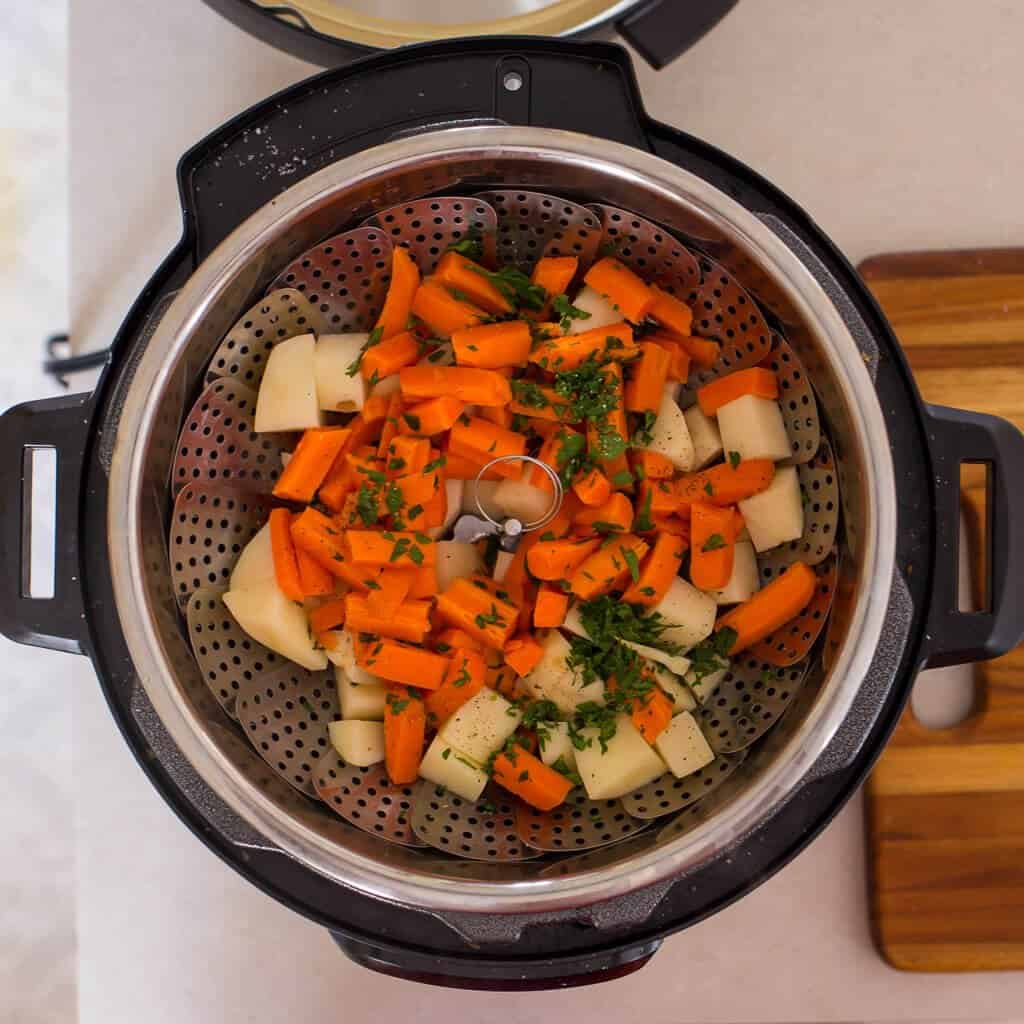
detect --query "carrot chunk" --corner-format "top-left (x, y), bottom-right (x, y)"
top-left (435, 577), bottom-right (519, 650)
top-left (569, 534), bottom-right (649, 601)
top-left (697, 368), bottom-right (779, 417)
top-left (384, 687), bottom-right (426, 784)
top-left (451, 320), bottom-right (532, 369)
top-left (375, 246), bottom-right (421, 340)
top-left (269, 508), bottom-right (304, 601)
top-left (533, 584), bottom-right (569, 628)
top-left (434, 251), bottom-right (513, 316)
top-left (529, 321), bottom-right (637, 372)
top-left (621, 531), bottom-right (688, 606)
top-left (689, 501), bottom-right (737, 591)
top-left (425, 649), bottom-right (488, 726)
top-left (361, 329), bottom-right (421, 381)
top-left (491, 746), bottom-right (572, 810)
top-left (675, 459), bottom-right (775, 508)
top-left (624, 342), bottom-right (672, 414)
top-left (716, 562), bottom-right (817, 654)
top-left (273, 427), bottom-right (351, 504)
top-left (583, 257), bottom-right (655, 323)
top-left (648, 284), bottom-right (695, 337)
top-left (359, 639), bottom-right (449, 689)
top-left (399, 365), bottom-right (511, 407)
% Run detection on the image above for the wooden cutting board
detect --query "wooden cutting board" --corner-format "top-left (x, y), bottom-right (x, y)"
top-left (861, 249), bottom-right (1024, 972)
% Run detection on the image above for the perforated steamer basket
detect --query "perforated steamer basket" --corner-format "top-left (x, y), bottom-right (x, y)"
top-left (5, 40), bottom-right (1024, 987)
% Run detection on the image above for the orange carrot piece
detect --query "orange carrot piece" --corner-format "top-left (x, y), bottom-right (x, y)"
top-left (290, 509), bottom-right (382, 590)
top-left (491, 747), bottom-right (572, 811)
top-left (410, 279), bottom-right (486, 337)
top-left (435, 627), bottom-right (485, 654)
top-left (318, 451), bottom-right (381, 512)
top-left (648, 284), bottom-right (694, 337)
top-left (295, 543), bottom-right (336, 597)
top-left (360, 391), bottom-right (393, 426)
top-left (637, 478), bottom-right (682, 520)
top-left (574, 492), bottom-right (634, 535)
top-left (451, 320), bottom-right (532, 369)
top-left (399, 365), bottom-right (511, 407)
top-left (675, 459), bottom-right (775, 508)
top-left (273, 428), bottom-right (351, 504)
top-left (391, 470), bottom-right (442, 511)
top-left (359, 639), bottom-right (449, 690)
top-left (716, 562), bottom-right (817, 654)
top-left (647, 333), bottom-right (692, 382)
top-left (508, 382), bottom-right (576, 422)
top-left (366, 568), bottom-right (412, 618)
top-left (631, 685), bottom-right (674, 743)
top-left (425, 650), bottom-right (488, 725)
top-left (689, 502), bottom-right (736, 591)
top-left (398, 395), bottom-right (466, 436)
top-left (570, 534), bottom-right (649, 601)
top-left (529, 256), bottom-right (579, 319)
top-left (385, 435), bottom-right (430, 477)
top-left (361, 329), bottom-right (421, 381)
top-left (486, 663), bottom-right (519, 700)
top-left (529, 321), bottom-right (637, 372)
top-left (344, 593), bottom-right (432, 643)
top-left (375, 392), bottom-right (405, 460)
top-left (573, 466), bottom-right (612, 507)
top-left (435, 577), bottom-right (519, 650)
top-left (624, 342), bottom-right (672, 414)
top-left (526, 538), bottom-right (602, 581)
top-left (442, 450), bottom-right (506, 480)
top-left (621, 531), bottom-right (688, 606)
top-left (448, 416), bottom-right (526, 469)
top-left (631, 449), bottom-right (676, 481)
top-left (269, 508), bottom-right (304, 601)
top-left (651, 514), bottom-right (691, 540)
top-left (586, 362), bottom-right (632, 487)
top-left (344, 530), bottom-right (436, 568)
top-left (503, 634), bottom-right (544, 677)
top-left (697, 367), bottom-right (778, 417)
top-left (583, 257), bottom-right (655, 323)
top-left (308, 596), bottom-right (348, 634)
top-left (533, 584), bottom-right (569, 628)
top-left (375, 246), bottom-right (421, 341)
top-left (384, 688), bottom-right (426, 784)
top-left (480, 404), bottom-right (513, 429)
top-left (434, 251), bottom-right (513, 316)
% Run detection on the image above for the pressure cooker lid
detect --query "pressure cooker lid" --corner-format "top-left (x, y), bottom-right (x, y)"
top-left (202, 0), bottom-right (739, 68)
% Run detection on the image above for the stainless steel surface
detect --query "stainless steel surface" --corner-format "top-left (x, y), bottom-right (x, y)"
top-left (170, 484), bottom-right (268, 604)
top-left (313, 753), bottom-right (426, 847)
top-left (269, 227), bottom-right (392, 331)
top-left (205, 289), bottom-right (327, 387)
top-left (515, 790), bottom-right (649, 852)
top-left (362, 196), bottom-right (497, 274)
top-left (186, 587), bottom-right (284, 716)
top-left (768, 333), bottom-right (820, 464)
top-left (236, 662), bottom-right (338, 797)
top-left (477, 189), bottom-right (602, 270)
top-left (171, 379), bottom-right (286, 497)
top-left (106, 126), bottom-right (896, 913)
top-left (410, 782), bottom-right (542, 861)
top-left (620, 752), bottom-right (747, 819)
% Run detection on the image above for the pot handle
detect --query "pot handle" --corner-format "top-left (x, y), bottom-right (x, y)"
top-left (616, 0), bottom-right (739, 69)
top-left (0, 393), bottom-right (91, 655)
top-left (920, 403), bottom-right (1024, 668)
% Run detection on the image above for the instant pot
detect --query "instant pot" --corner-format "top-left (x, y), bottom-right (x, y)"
top-left (3, 9), bottom-right (1023, 989)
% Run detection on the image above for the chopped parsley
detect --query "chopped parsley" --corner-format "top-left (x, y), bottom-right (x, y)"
top-left (728, 450), bottom-right (742, 469)
top-left (701, 533), bottom-right (727, 552)
top-left (447, 233), bottom-right (484, 262)
top-left (474, 603), bottom-right (507, 630)
top-left (623, 547), bottom-right (641, 583)
top-left (470, 264), bottom-right (546, 311)
top-left (551, 756), bottom-right (582, 788)
top-left (611, 469), bottom-right (634, 487)
top-left (631, 410), bottom-right (658, 447)
top-left (402, 411), bottom-right (421, 431)
top-left (345, 326), bottom-right (383, 377)
top-left (553, 358), bottom-right (619, 424)
top-left (551, 293), bottom-right (591, 332)
top-left (355, 485), bottom-right (379, 526)
top-left (634, 488), bottom-right (654, 532)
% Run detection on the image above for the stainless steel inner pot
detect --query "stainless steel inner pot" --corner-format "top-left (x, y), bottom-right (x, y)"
top-left (107, 126), bottom-right (896, 914)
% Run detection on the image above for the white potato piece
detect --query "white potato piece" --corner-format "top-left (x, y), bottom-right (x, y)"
top-left (620, 639), bottom-right (692, 679)
top-left (328, 720), bottom-right (385, 767)
top-left (710, 540), bottom-right (760, 605)
top-left (436, 541), bottom-right (483, 591)
top-left (575, 714), bottom-right (667, 799)
top-left (230, 523), bottom-right (275, 591)
top-left (650, 664), bottom-right (697, 713)
top-left (567, 285), bottom-right (621, 334)
top-left (653, 577), bottom-right (717, 651)
top-left (254, 333), bottom-right (322, 433)
top-left (314, 334), bottom-right (368, 413)
top-left (561, 603), bottom-right (588, 640)
top-left (439, 689), bottom-right (522, 764)
top-left (325, 628), bottom-right (380, 685)
top-left (418, 736), bottom-right (489, 802)
top-left (739, 465), bottom-right (804, 553)
top-left (492, 476), bottom-right (552, 525)
top-left (521, 631), bottom-right (588, 714)
top-left (461, 478), bottom-right (502, 519)
top-left (538, 722), bottom-right (577, 770)
top-left (334, 665), bottom-right (388, 720)
top-left (655, 711), bottom-right (714, 778)
top-left (684, 663), bottom-right (729, 704)
top-left (716, 394), bottom-right (790, 462)
top-left (493, 550), bottom-right (514, 583)
top-left (223, 583), bottom-right (327, 671)
top-left (646, 391), bottom-right (695, 471)
top-left (683, 403), bottom-right (724, 469)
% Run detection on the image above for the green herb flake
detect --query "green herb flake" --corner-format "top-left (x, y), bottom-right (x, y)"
top-left (701, 533), bottom-right (727, 552)
top-left (345, 325), bottom-right (384, 377)
top-left (729, 450), bottom-right (742, 469)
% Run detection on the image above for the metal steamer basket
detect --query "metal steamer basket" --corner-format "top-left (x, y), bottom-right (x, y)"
top-left (3, 42), bottom-right (1023, 988)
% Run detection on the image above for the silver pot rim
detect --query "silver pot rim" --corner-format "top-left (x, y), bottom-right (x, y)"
top-left (107, 125), bottom-right (897, 914)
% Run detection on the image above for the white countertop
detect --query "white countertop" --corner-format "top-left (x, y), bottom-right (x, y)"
top-left (69, 1), bottom-right (1024, 1020)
